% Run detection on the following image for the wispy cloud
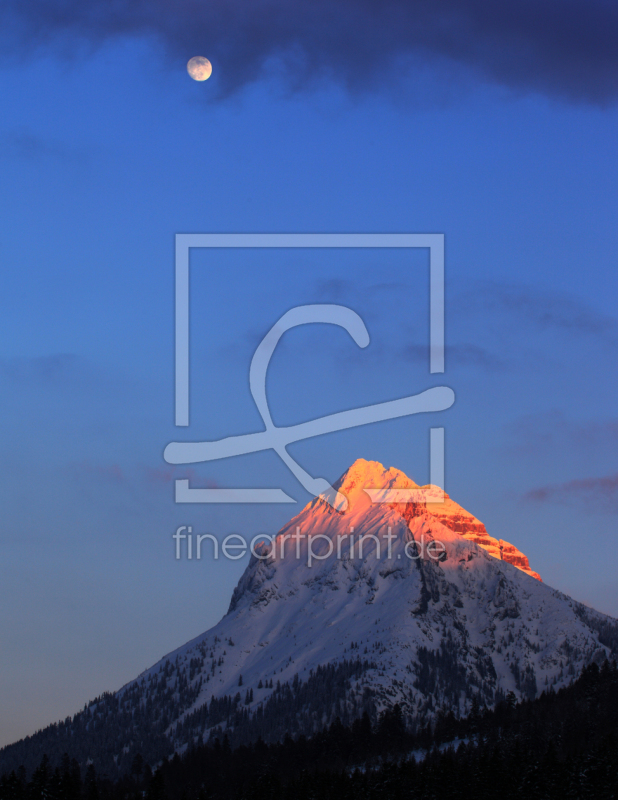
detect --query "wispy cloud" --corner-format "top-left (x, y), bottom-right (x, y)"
top-left (0, 354), bottom-right (90, 386)
top-left (316, 279), bottom-right (355, 303)
top-left (65, 462), bottom-right (221, 493)
top-left (67, 460), bottom-right (126, 484)
top-left (141, 465), bottom-right (219, 489)
top-left (463, 280), bottom-right (618, 348)
top-left (486, 281), bottom-right (614, 337)
top-left (316, 279), bottom-right (409, 303)
top-left (1, 130), bottom-right (80, 162)
top-left (525, 473), bottom-right (618, 513)
top-left (404, 342), bottom-right (506, 370)
top-left (2, 0), bottom-right (617, 102)
top-left (506, 411), bottom-right (618, 455)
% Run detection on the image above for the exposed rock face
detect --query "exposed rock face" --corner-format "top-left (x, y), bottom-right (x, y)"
top-left (423, 494), bottom-right (542, 581)
top-left (338, 459), bottom-right (541, 580)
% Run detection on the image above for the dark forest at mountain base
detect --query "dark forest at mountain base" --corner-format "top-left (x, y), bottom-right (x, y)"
top-left (0, 659), bottom-right (376, 779)
top-left (2, 661), bottom-right (618, 800)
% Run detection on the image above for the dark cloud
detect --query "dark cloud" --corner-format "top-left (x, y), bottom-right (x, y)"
top-left (2, 0), bottom-right (617, 102)
top-left (525, 473), bottom-right (618, 513)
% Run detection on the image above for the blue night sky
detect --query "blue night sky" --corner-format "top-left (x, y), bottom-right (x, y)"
top-left (1, 0), bottom-right (617, 746)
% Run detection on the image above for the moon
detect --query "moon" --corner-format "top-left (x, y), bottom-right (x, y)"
top-left (187, 56), bottom-right (212, 82)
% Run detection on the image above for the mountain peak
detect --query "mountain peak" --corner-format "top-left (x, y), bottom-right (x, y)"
top-left (317, 458), bottom-right (541, 580)
top-left (337, 458), bottom-right (417, 490)
top-left (330, 458), bottom-right (418, 511)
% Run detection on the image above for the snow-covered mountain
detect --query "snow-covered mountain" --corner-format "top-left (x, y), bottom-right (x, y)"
top-left (2, 459), bottom-right (617, 776)
top-left (120, 460), bottom-right (614, 743)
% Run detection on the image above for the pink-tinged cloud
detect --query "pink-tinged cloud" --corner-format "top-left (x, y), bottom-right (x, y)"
top-left (141, 465), bottom-right (219, 489)
top-left (525, 473), bottom-right (618, 513)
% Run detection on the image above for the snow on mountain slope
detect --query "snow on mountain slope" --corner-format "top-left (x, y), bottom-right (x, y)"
top-left (3, 459), bottom-right (616, 777)
top-left (120, 459), bottom-right (611, 748)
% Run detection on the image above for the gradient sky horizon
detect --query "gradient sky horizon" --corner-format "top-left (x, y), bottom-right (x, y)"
top-left (1, 0), bottom-right (617, 747)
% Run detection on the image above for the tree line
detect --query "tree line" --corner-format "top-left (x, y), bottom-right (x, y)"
top-left (2, 660), bottom-right (617, 799)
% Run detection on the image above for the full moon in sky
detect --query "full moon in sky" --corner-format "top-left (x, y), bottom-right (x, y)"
top-left (187, 56), bottom-right (212, 81)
